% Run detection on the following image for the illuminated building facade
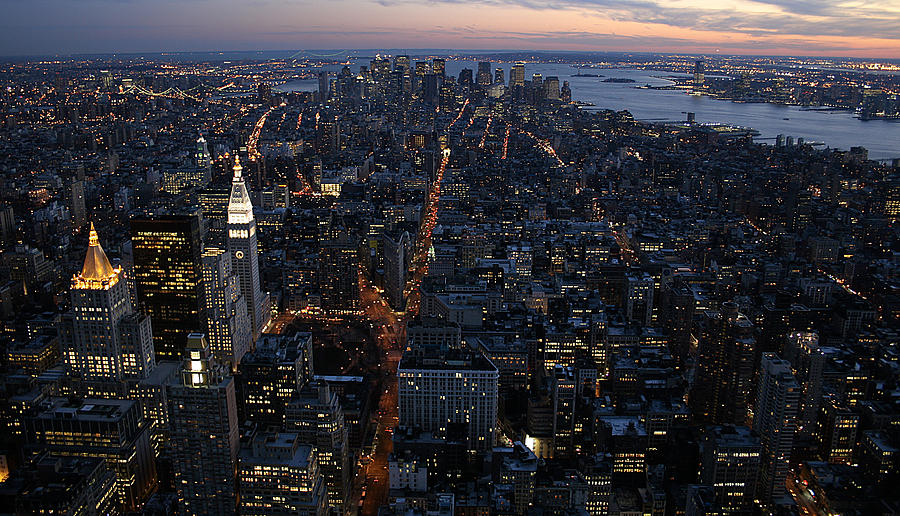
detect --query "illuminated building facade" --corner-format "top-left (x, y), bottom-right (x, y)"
top-left (510, 62), bottom-right (526, 88)
top-left (691, 303), bottom-right (756, 426)
top-left (783, 331), bottom-right (825, 438)
top-left (700, 425), bottom-right (762, 513)
top-left (61, 223), bottom-right (155, 382)
top-left (238, 432), bottom-right (328, 516)
top-left (753, 353), bottom-right (800, 504)
top-left (131, 212), bottom-right (205, 362)
top-left (167, 334), bottom-right (240, 515)
top-left (0, 453), bottom-right (118, 516)
top-left (817, 399), bottom-right (859, 464)
top-left (25, 397), bottom-right (156, 512)
top-left (202, 247), bottom-right (252, 369)
top-left (238, 332), bottom-right (313, 426)
top-left (318, 228), bottom-right (360, 314)
top-left (286, 382), bottom-right (351, 513)
top-left (398, 348), bottom-right (499, 451)
top-left (227, 156), bottom-right (271, 340)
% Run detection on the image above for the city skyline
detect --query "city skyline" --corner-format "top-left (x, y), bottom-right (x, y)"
top-left (2, 0), bottom-right (899, 58)
top-left (0, 7), bottom-right (898, 511)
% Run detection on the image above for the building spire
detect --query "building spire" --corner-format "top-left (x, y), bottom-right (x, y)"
top-left (233, 155), bottom-right (242, 181)
top-left (77, 221), bottom-right (118, 285)
top-left (89, 221), bottom-right (100, 247)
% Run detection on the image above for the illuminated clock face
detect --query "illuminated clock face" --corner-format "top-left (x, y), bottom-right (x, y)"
top-left (235, 250), bottom-right (245, 260)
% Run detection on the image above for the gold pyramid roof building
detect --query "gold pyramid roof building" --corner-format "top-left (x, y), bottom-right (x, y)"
top-left (73, 222), bottom-right (121, 289)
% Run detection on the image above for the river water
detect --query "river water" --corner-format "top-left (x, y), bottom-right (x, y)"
top-left (277, 59), bottom-right (899, 161)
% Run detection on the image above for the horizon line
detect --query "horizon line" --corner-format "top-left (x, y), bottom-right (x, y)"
top-left (3, 48), bottom-right (900, 63)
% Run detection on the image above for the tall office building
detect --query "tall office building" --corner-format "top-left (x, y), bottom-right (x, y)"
top-left (131, 211), bottom-right (205, 361)
top-left (383, 230), bottom-right (409, 311)
top-left (394, 55), bottom-right (410, 74)
top-left (286, 382), bottom-right (351, 513)
top-left (693, 60), bottom-right (705, 86)
top-left (551, 367), bottom-right (577, 459)
top-left (458, 68), bottom-right (473, 90)
top-left (495, 67), bottom-right (505, 85)
top-left (202, 247), bottom-right (252, 369)
top-left (423, 73), bottom-right (440, 104)
top-left (414, 61), bottom-right (431, 78)
top-left (816, 399), bottom-right (858, 465)
top-left (476, 62), bottom-right (492, 87)
top-left (238, 432), bottom-right (329, 516)
top-left (0, 453), bottom-right (118, 516)
top-left (239, 332), bottom-right (314, 426)
top-left (0, 203), bottom-right (16, 247)
top-left (398, 348), bottom-right (499, 451)
top-left (624, 273), bottom-right (654, 326)
top-left (317, 71), bottom-right (329, 102)
top-left (318, 223), bottom-right (359, 314)
top-left (543, 76), bottom-right (560, 101)
top-left (168, 334), bottom-right (240, 515)
top-left (783, 331), bottom-right (825, 438)
top-left (753, 353), bottom-right (800, 504)
top-left (25, 398), bottom-right (157, 512)
top-left (199, 187), bottom-right (231, 245)
top-left (195, 135), bottom-right (211, 169)
top-left (700, 426), bottom-right (762, 513)
top-left (67, 179), bottom-right (86, 230)
top-left (62, 223), bottom-right (156, 382)
top-left (432, 58), bottom-right (446, 78)
top-left (227, 156), bottom-right (270, 340)
top-left (510, 62), bottom-right (526, 88)
top-left (691, 303), bottom-right (755, 425)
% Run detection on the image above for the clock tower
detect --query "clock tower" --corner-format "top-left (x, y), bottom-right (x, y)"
top-left (227, 155), bottom-right (270, 340)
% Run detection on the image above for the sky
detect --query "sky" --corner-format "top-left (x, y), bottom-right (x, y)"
top-left (1, 0), bottom-right (899, 58)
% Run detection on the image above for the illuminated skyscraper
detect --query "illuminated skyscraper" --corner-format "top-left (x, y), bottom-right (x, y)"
top-left (202, 247), bottom-right (252, 369)
top-left (238, 432), bottom-right (329, 516)
top-left (196, 135), bottom-right (211, 170)
top-left (693, 60), bottom-right (705, 86)
top-left (691, 303), bottom-right (756, 425)
top-left (753, 353), bottom-right (800, 504)
top-left (476, 62), bottom-right (492, 87)
top-left (494, 67), bottom-right (505, 85)
top-left (168, 334), bottom-right (240, 515)
top-left (238, 332), bottom-right (314, 426)
top-left (414, 61), bottom-right (431, 78)
top-left (432, 58), bottom-right (446, 78)
top-left (543, 76), bottom-right (560, 101)
top-left (700, 425), bottom-right (762, 513)
top-left (286, 382), bottom-right (351, 514)
top-left (25, 397), bottom-right (157, 512)
top-left (398, 348), bottom-right (499, 451)
top-left (62, 223), bottom-right (155, 382)
top-left (131, 211), bottom-right (205, 361)
top-left (318, 217), bottom-right (359, 314)
top-left (318, 71), bottom-right (329, 102)
top-left (394, 55), bottom-right (410, 74)
top-left (510, 62), bottom-right (526, 88)
top-left (227, 156), bottom-right (271, 340)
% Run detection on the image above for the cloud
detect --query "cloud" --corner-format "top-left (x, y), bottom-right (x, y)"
top-left (370, 0), bottom-right (900, 40)
top-left (0, 0), bottom-right (897, 56)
